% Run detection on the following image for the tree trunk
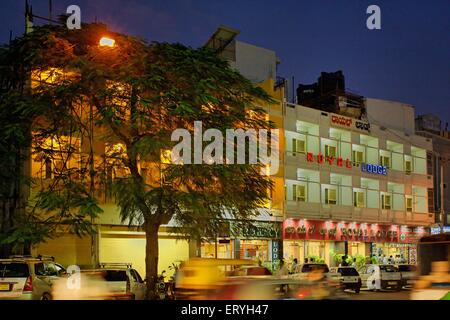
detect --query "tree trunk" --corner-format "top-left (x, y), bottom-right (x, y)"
top-left (144, 220), bottom-right (160, 300)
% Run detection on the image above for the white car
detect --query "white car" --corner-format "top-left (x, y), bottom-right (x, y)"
top-left (0, 256), bottom-right (66, 300)
top-left (52, 264), bottom-right (146, 300)
top-left (396, 264), bottom-right (417, 288)
top-left (329, 267), bottom-right (362, 293)
top-left (358, 264), bottom-right (402, 291)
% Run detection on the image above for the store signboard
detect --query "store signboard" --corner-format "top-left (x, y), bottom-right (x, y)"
top-left (283, 219), bottom-right (426, 243)
top-left (361, 163), bottom-right (387, 175)
top-left (330, 114), bottom-right (370, 132)
top-left (230, 221), bottom-right (282, 239)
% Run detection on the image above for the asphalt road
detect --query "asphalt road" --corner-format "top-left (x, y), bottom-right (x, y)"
top-left (344, 289), bottom-right (411, 300)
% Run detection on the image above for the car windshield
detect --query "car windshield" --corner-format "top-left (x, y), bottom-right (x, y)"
top-left (397, 265), bottom-right (417, 272)
top-left (338, 268), bottom-right (359, 276)
top-left (301, 264), bottom-right (329, 273)
top-left (0, 263), bottom-right (30, 278)
top-left (380, 265), bottom-right (398, 272)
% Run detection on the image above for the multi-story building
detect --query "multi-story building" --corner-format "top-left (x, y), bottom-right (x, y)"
top-left (416, 113), bottom-right (450, 232)
top-left (282, 97), bottom-right (434, 266)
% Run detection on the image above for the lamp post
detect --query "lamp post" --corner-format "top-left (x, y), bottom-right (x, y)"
top-left (89, 35), bottom-right (117, 268)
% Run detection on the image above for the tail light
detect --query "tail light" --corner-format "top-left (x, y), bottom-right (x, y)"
top-left (23, 276), bottom-right (33, 292)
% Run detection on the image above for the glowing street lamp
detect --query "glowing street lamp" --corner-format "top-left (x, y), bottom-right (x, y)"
top-left (99, 37), bottom-right (115, 47)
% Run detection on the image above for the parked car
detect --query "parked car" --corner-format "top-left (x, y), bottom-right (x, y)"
top-left (0, 255), bottom-right (66, 300)
top-left (52, 263), bottom-right (145, 300)
top-left (396, 264), bottom-right (418, 288)
top-left (358, 264), bottom-right (402, 291)
top-left (329, 266), bottom-right (362, 293)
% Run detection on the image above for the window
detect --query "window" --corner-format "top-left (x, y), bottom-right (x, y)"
top-left (292, 139), bottom-right (306, 154)
top-left (380, 155), bottom-right (390, 168)
top-left (35, 263), bottom-right (58, 277)
top-left (325, 188), bottom-right (337, 205)
top-left (426, 152), bottom-right (433, 175)
top-left (353, 191), bottom-right (365, 208)
top-left (293, 185), bottom-right (306, 202)
top-left (406, 197), bottom-right (413, 212)
top-left (428, 188), bottom-right (435, 213)
top-left (325, 145), bottom-right (337, 158)
top-left (381, 194), bottom-right (391, 210)
top-left (405, 160), bottom-right (412, 175)
top-left (352, 150), bottom-right (364, 165)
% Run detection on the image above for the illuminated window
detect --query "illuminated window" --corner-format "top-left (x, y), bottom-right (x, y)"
top-left (325, 188), bottom-right (337, 205)
top-left (381, 193), bottom-right (391, 210)
top-left (353, 191), bottom-right (365, 208)
top-left (405, 160), bottom-right (412, 175)
top-left (406, 197), bottom-right (413, 212)
top-left (352, 150), bottom-right (364, 165)
top-left (293, 185), bottom-right (306, 202)
top-left (292, 139), bottom-right (306, 154)
top-left (380, 155), bottom-right (390, 168)
top-left (325, 145), bottom-right (337, 158)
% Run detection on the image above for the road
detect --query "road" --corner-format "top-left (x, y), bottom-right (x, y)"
top-left (344, 289), bottom-right (411, 300)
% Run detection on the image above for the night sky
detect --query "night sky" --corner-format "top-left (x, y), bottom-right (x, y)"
top-left (1, 0), bottom-right (449, 122)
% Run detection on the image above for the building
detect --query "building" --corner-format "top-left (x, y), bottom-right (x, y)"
top-left (31, 26), bottom-right (287, 276)
top-left (202, 26), bottom-right (285, 265)
top-left (416, 114), bottom-right (450, 231)
top-left (282, 96), bottom-right (434, 266)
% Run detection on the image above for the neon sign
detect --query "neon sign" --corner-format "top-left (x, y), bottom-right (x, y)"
top-left (306, 152), bottom-right (352, 168)
top-left (361, 163), bottom-right (387, 175)
top-left (331, 114), bottom-right (370, 132)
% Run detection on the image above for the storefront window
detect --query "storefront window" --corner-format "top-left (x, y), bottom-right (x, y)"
top-left (201, 240), bottom-right (233, 259)
top-left (240, 240), bottom-right (269, 263)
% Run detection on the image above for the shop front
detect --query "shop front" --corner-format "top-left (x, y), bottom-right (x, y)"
top-left (200, 220), bottom-right (283, 266)
top-left (283, 219), bottom-right (427, 266)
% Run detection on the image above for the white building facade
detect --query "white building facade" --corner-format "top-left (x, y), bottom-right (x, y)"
top-left (282, 102), bottom-right (434, 267)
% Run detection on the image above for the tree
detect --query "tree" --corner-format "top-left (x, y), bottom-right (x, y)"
top-left (0, 22), bottom-right (275, 299)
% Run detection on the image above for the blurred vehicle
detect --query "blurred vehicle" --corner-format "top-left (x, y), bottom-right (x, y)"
top-left (175, 258), bottom-right (259, 300)
top-left (329, 266), bottom-right (362, 293)
top-left (227, 266), bottom-right (272, 277)
top-left (214, 277), bottom-right (346, 300)
top-left (52, 263), bottom-right (145, 300)
top-left (358, 264), bottom-right (402, 291)
top-left (0, 255), bottom-right (66, 300)
top-left (396, 264), bottom-right (418, 288)
top-left (411, 234), bottom-right (450, 300)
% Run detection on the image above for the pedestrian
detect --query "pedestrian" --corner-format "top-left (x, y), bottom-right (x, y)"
top-left (291, 258), bottom-right (300, 274)
top-left (382, 255), bottom-right (389, 265)
top-left (339, 256), bottom-right (349, 267)
top-left (351, 257), bottom-right (357, 268)
top-left (304, 258), bottom-right (309, 264)
top-left (277, 258), bottom-right (289, 277)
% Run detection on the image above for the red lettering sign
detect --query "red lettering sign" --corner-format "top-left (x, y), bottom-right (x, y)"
top-left (317, 153), bottom-right (324, 164)
top-left (331, 115), bottom-right (352, 127)
top-left (345, 159), bottom-right (352, 168)
top-left (337, 157), bottom-right (343, 166)
top-left (307, 152), bottom-right (313, 162)
top-left (327, 156), bottom-right (335, 165)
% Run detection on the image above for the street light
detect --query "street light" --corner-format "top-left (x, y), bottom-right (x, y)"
top-left (99, 37), bottom-right (115, 47)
